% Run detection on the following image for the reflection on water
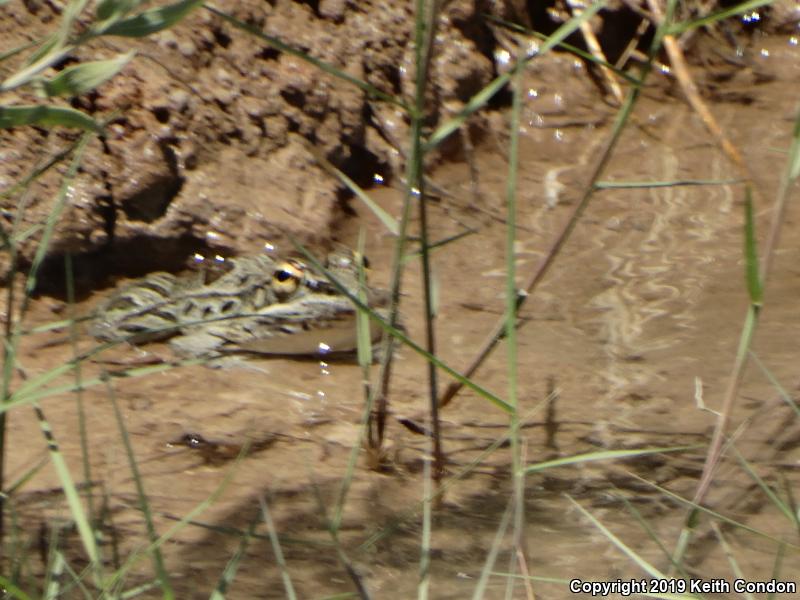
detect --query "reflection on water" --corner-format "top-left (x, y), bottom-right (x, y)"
top-left (588, 143), bottom-right (738, 403)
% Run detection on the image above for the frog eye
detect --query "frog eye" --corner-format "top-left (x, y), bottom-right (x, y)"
top-left (271, 261), bottom-right (305, 296)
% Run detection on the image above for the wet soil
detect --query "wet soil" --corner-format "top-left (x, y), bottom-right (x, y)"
top-left (0, 0), bottom-right (496, 285)
top-left (3, 2), bottom-right (800, 599)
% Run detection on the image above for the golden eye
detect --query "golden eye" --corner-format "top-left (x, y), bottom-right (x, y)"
top-left (271, 261), bottom-right (304, 296)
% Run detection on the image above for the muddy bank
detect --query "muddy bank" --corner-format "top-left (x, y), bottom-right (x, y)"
top-left (1, 0), bottom-right (499, 286)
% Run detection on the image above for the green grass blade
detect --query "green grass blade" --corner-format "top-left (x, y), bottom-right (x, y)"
top-left (615, 494), bottom-right (695, 582)
top-left (0, 575), bottom-right (34, 600)
top-left (7, 335), bottom-right (106, 405)
top-left (503, 41), bottom-right (526, 595)
top-left (667, 0), bottom-right (773, 35)
top-left (355, 230), bottom-right (373, 371)
top-left (119, 581), bottom-right (161, 598)
top-left (525, 446), bottom-right (698, 474)
top-left (410, 229), bottom-right (476, 256)
top-left (594, 178), bottom-right (741, 189)
top-left (471, 494), bottom-right (514, 600)
top-left (44, 544), bottom-right (66, 600)
top-left (3, 0), bottom-right (92, 88)
top-left (5, 455), bottom-right (48, 497)
top-left (418, 433), bottom-right (432, 600)
top-left (486, 14), bottom-right (638, 84)
top-left (209, 515), bottom-right (258, 600)
top-left (98, 0), bottom-right (204, 37)
top-left (4, 358), bottom-right (203, 413)
top-left (11, 223), bottom-right (45, 245)
top-left (1, 39), bottom-right (77, 92)
top-left (41, 51), bottom-right (135, 97)
top-left (0, 105), bottom-right (102, 132)
top-left (0, 37), bottom-right (42, 63)
top-left (22, 130), bottom-right (91, 303)
top-left (58, 0), bottom-right (92, 43)
top-left (63, 254), bottom-right (97, 529)
top-left (260, 496), bottom-right (298, 600)
top-left (32, 403), bottom-right (101, 566)
top-left (770, 543), bottom-right (788, 599)
top-left (20, 32), bottom-right (63, 70)
top-left (304, 142), bottom-right (399, 235)
top-left (749, 352), bottom-right (800, 418)
top-left (0, 133), bottom-right (84, 201)
top-left (107, 378), bottom-right (175, 598)
top-left (1, 130), bottom-right (101, 570)
top-left (306, 476), bottom-right (370, 598)
top-left (20, 316), bottom-right (91, 335)
top-left (709, 524), bottom-right (752, 600)
top-left (743, 186), bottom-right (762, 306)
top-left (628, 472), bottom-right (799, 549)
top-left (789, 105), bottom-right (800, 180)
top-left (95, 0), bottom-right (138, 22)
top-left (104, 448), bottom-right (246, 593)
top-left (567, 496), bottom-right (667, 580)
top-left (330, 239), bottom-right (375, 537)
top-left (733, 446), bottom-right (796, 524)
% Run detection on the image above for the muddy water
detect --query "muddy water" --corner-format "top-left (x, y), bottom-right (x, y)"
top-left (7, 37), bottom-right (800, 598)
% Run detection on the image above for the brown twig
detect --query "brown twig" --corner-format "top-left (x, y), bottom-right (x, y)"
top-left (649, 2), bottom-right (747, 173)
top-left (567, 0), bottom-right (624, 104)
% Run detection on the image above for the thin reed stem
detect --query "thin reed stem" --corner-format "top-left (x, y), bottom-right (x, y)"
top-left (411, 0), bottom-right (444, 483)
top-left (505, 45), bottom-right (526, 586)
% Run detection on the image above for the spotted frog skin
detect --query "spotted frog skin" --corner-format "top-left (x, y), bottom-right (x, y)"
top-left (90, 246), bottom-right (390, 358)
